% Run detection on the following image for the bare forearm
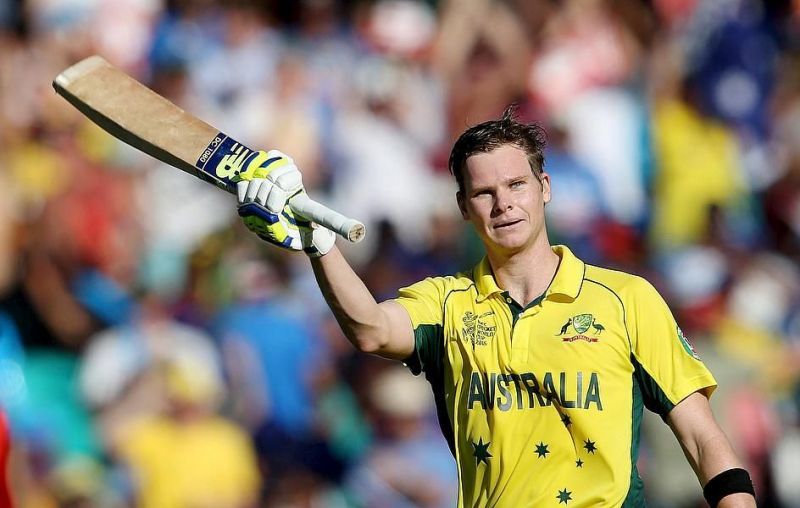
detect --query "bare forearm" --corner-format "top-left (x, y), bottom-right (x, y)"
top-left (695, 437), bottom-right (755, 508)
top-left (717, 493), bottom-right (756, 508)
top-left (688, 433), bottom-right (742, 484)
top-left (309, 246), bottom-right (393, 355)
top-left (669, 393), bottom-right (756, 507)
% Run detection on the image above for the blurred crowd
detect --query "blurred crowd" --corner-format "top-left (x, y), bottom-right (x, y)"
top-left (0, 0), bottom-right (799, 506)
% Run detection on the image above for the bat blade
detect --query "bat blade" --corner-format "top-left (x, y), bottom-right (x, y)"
top-left (53, 56), bottom-right (365, 243)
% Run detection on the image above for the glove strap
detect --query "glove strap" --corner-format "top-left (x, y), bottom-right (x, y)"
top-left (238, 203), bottom-right (279, 225)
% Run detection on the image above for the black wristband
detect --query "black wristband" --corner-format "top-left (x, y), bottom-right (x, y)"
top-left (703, 468), bottom-right (755, 507)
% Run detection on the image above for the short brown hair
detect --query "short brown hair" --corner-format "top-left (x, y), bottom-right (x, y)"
top-left (448, 105), bottom-right (547, 193)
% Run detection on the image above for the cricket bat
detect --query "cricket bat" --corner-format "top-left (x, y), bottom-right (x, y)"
top-left (52, 55), bottom-right (365, 243)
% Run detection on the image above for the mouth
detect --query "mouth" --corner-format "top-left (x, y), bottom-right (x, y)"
top-left (493, 219), bottom-right (523, 230)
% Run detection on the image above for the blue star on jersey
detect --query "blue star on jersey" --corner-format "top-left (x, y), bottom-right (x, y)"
top-left (472, 438), bottom-right (492, 465)
top-left (535, 442), bottom-right (550, 458)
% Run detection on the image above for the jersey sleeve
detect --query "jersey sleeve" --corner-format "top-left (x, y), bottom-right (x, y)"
top-left (393, 277), bottom-right (447, 376)
top-left (626, 277), bottom-right (717, 418)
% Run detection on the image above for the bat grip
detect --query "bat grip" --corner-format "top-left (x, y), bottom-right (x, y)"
top-left (289, 194), bottom-right (365, 243)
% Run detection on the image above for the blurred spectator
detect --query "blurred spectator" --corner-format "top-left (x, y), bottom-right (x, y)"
top-left (772, 424), bottom-right (800, 507)
top-left (187, 4), bottom-right (284, 133)
top-left (0, 411), bottom-right (11, 508)
top-left (360, 207), bottom-right (465, 302)
top-left (114, 359), bottom-right (259, 508)
top-left (435, 0), bottom-right (531, 140)
top-left (0, 139), bottom-right (141, 508)
top-left (148, 0), bottom-right (223, 77)
top-left (328, 60), bottom-right (444, 261)
top-left (527, 0), bottom-right (650, 226)
top-left (772, 378), bottom-right (800, 508)
top-left (360, 0), bottom-right (445, 153)
top-left (313, 317), bottom-right (374, 466)
top-left (528, 0), bottom-right (643, 114)
top-left (215, 252), bottom-right (343, 486)
top-left (650, 78), bottom-right (748, 249)
top-left (79, 295), bottom-right (222, 449)
top-left (345, 365), bottom-right (457, 508)
top-left (558, 87), bottom-right (650, 227)
top-left (543, 125), bottom-right (610, 262)
top-left (764, 158), bottom-right (800, 258)
top-left (683, 0), bottom-right (778, 141)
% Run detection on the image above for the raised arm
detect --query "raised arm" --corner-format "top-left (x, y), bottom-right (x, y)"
top-left (310, 247), bottom-right (414, 359)
top-left (667, 392), bottom-right (756, 508)
top-left (234, 150), bottom-right (415, 361)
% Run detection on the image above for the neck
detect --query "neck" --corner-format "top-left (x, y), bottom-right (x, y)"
top-left (486, 237), bottom-right (560, 306)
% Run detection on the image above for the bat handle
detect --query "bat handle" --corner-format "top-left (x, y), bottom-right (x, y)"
top-left (289, 193), bottom-right (366, 243)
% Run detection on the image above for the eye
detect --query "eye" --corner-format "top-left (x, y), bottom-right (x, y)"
top-left (510, 180), bottom-right (525, 189)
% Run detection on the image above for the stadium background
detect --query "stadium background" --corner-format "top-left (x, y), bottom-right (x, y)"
top-left (0, 0), bottom-right (799, 506)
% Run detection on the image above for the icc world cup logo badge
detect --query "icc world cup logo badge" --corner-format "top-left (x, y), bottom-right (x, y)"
top-left (462, 311), bottom-right (496, 347)
top-left (557, 313), bottom-right (604, 343)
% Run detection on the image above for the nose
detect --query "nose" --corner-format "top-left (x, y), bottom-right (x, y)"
top-left (492, 189), bottom-right (512, 217)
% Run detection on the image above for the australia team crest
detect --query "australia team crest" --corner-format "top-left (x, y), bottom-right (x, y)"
top-left (557, 313), bottom-right (604, 343)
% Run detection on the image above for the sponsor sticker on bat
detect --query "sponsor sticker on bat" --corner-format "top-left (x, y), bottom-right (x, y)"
top-left (196, 133), bottom-right (260, 187)
top-left (197, 133), bottom-right (227, 166)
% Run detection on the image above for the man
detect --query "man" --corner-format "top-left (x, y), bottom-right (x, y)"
top-left (234, 107), bottom-right (756, 507)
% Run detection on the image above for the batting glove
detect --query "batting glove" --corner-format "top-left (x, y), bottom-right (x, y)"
top-left (235, 150), bottom-right (335, 257)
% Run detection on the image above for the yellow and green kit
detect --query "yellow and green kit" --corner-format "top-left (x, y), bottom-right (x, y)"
top-left (394, 245), bottom-right (716, 507)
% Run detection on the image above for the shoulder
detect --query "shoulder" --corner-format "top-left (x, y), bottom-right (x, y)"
top-left (399, 270), bottom-right (477, 299)
top-left (583, 264), bottom-right (662, 305)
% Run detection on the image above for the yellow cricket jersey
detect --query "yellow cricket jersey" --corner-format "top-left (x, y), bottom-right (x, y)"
top-left (394, 245), bottom-right (716, 507)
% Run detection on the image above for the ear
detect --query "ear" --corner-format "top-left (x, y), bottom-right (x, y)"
top-left (456, 191), bottom-right (469, 220)
top-left (540, 173), bottom-right (552, 205)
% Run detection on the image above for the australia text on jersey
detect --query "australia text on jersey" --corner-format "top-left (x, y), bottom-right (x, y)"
top-left (466, 371), bottom-right (603, 411)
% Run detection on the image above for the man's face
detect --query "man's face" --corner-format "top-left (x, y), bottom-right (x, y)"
top-left (457, 144), bottom-right (551, 255)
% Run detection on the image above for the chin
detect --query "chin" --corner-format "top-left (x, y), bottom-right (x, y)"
top-left (497, 242), bottom-right (529, 254)
top-left (488, 232), bottom-right (531, 253)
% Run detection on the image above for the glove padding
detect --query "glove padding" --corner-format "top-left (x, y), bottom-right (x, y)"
top-left (236, 150), bottom-right (335, 257)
